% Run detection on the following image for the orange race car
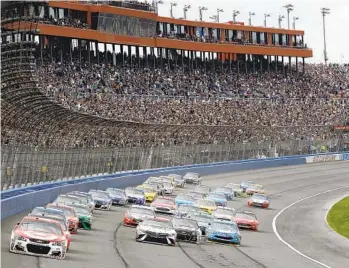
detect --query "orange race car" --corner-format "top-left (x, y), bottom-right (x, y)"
top-left (233, 211), bottom-right (260, 231)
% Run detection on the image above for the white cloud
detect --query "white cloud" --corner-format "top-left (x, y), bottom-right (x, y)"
top-left (157, 0), bottom-right (349, 63)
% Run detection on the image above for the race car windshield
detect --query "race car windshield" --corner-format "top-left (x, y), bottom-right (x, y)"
top-left (178, 205), bottom-right (197, 211)
top-left (172, 218), bottom-right (198, 228)
top-left (253, 194), bottom-right (267, 200)
top-left (154, 198), bottom-right (174, 205)
top-left (108, 190), bottom-right (125, 197)
top-left (143, 220), bottom-right (173, 229)
top-left (231, 184), bottom-right (241, 190)
top-left (72, 206), bottom-right (90, 215)
top-left (176, 194), bottom-right (194, 202)
top-left (212, 222), bottom-right (238, 232)
top-left (70, 196), bottom-right (88, 204)
top-left (32, 208), bottom-right (63, 216)
top-left (196, 199), bottom-right (215, 206)
top-left (129, 207), bottom-right (154, 216)
top-left (39, 217), bottom-right (68, 231)
top-left (163, 182), bottom-right (172, 188)
top-left (241, 181), bottom-right (254, 186)
top-left (190, 215), bottom-right (212, 223)
top-left (251, 185), bottom-right (263, 190)
top-left (235, 213), bottom-right (256, 220)
top-left (208, 193), bottom-right (226, 199)
top-left (186, 173), bottom-right (198, 178)
top-left (19, 220), bottom-right (63, 235)
top-left (126, 189), bottom-right (143, 195)
top-left (47, 206), bottom-right (75, 216)
top-left (215, 208), bottom-right (235, 216)
top-left (56, 196), bottom-right (81, 204)
top-left (91, 192), bottom-right (109, 199)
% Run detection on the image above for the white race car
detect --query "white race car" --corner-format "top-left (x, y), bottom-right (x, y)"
top-left (10, 216), bottom-right (68, 259)
top-left (136, 218), bottom-right (177, 246)
top-left (183, 172), bottom-right (202, 185)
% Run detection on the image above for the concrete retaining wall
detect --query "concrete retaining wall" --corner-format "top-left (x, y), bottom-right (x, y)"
top-left (1, 152), bottom-right (347, 220)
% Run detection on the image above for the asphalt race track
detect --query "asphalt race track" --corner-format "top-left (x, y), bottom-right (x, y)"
top-left (2, 161), bottom-right (349, 268)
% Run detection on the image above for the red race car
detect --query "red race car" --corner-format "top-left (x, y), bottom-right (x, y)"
top-left (46, 203), bottom-right (79, 234)
top-left (9, 216), bottom-right (68, 259)
top-left (233, 211), bottom-right (259, 231)
top-left (150, 196), bottom-right (177, 214)
top-left (123, 205), bottom-right (156, 227)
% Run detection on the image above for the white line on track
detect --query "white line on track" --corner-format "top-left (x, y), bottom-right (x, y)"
top-left (272, 185), bottom-right (349, 268)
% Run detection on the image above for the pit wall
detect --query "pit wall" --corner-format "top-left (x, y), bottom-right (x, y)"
top-left (1, 152), bottom-right (348, 220)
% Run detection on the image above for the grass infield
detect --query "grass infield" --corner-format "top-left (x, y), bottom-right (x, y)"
top-left (327, 196), bottom-right (349, 239)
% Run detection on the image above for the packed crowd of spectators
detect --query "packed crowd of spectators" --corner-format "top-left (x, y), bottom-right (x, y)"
top-left (39, 16), bottom-right (90, 29)
top-left (36, 60), bottom-right (348, 129)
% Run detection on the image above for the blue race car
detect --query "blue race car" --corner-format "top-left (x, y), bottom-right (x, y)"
top-left (125, 187), bottom-right (146, 205)
top-left (175, 193), bottom-right (195, 206)
top-left (106, 188), bottom-right (128, 206)
top-left (207, 220), bottom-right (241, 245)
top-left (206, 193), bottom-right (228, 207)
top-left (240, 181), bottom-right (255, 192)
top-left (213, 187), bottom-right (234, 201)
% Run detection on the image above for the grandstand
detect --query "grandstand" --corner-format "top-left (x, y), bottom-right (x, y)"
top-left (1, 1), bottom-right (348, 190)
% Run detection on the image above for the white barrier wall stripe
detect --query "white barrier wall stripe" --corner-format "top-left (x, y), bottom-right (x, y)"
top-left (272, 186), bottom-right (349, 268)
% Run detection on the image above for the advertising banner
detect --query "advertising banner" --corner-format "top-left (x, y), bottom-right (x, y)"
top-left (305, 154), bottom-right (341, 163)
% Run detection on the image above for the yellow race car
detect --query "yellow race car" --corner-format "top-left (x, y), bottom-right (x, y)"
top-left (194, 199), bottom-right (217, 214)
top-left (136, 185), bottom-right (158, 202)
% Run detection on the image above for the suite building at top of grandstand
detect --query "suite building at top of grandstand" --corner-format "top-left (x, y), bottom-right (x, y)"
top-left (3, 1), bottom-right (312, 72)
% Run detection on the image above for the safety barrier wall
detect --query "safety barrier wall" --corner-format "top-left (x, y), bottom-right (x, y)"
top-left (1, 152), bottom-right (347, 220)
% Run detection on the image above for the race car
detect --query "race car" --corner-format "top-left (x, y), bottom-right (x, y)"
top-left (46, 204), bottom-right (79, 234)
top-left (162, 181), bottom-right (175, 195)
top-left (125, 187), bottom-right (146, 205)
top-left (171, 217), bottom-right (205, 244)
top-left (206, 192), bottom-right (228, 207)
top-left (144, 177), bottom-right (161, 184)
top-left (70, 191), bottom-right (95, 211)
top-left (245, 184), bottom-right (265, 195)
top-left (54, 194), bottom-right (83, 207)
top-left (67, 203), bottom-right (93, 230)
top-left (105, 188), bottom-right (128, 206)
top-left (207, 220), bottom-right (241, 245)
top-left (194, 199), bottom-right (217, 214)
top-left (66, 193), bottom-right (93, 211)
top-left (175, 193), bottom-right (195, 206)
top-left (136, 185), bottom-right (158, 202)
top-left (123, 205), bottom-right (156, 227)
top-left (212, 186), bottom-right (234, 201)
top-left (183, 172), bottom-right (201, 185)
top-left (158, 176), bottom-right (175, 187)
top-left (187, 191), bottom-right (206, 200)
top-left (212, 207), bottom-right (236, 222)
top-left (9, 216), bottom-right (68, 259)
top-left (186, 211), bottom-right (214, 236)
top-left (150, 196), bottom-right (177, 214)
top-left (247, 194), bottom-right (270, 208)
top-left (193, 185), bottom-right (211, 196)
top-left (135, 218), bottom-right (177, 246)
top-left (240, 181), bottom-right (255, 192)
top-left (32, 214), bottom-right (72, 250)
top-left (88, 190), bottom-right (112, 210)
top-left (233, 211), bottom-right (259, 231)
top-left (175, 204), bottom-right (202, 217)
top-left (225, 183), bottom-right (244, 197)
top-left (143, 182), bottom-right (165, 196)
top-left (168, 174), bottom-right (185, 188)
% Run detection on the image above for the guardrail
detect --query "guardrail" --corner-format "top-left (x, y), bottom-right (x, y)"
top-left (1, 152), bottom-right (347, 220)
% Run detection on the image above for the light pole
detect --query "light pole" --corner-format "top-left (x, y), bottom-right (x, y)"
top-left (183, 5), bottom-right (190, 20)
top-left (283, 4), bottom-right (294, 29)
top-left (292, 16), bottom-right (299, 29)
top-left (199, 6), bottom-right (208, 21)
top-left (209, 15), bottom-right (218, 22)
top-left (249, 12), bottom-right (255, 26)
top-left (264, 13), bottom-right (271, 27)
top-left (154, 0), bottom-right (163, 14)
top-left (216, 8), bottom-right (224, 23)
top-left (170, 2), bottom-right (177, 18)
top-left (321, 7), bottom-right (330, 65)
top-left (278, 15), bottom-right (285, 28)
top-left (232, 10), bottom-right (240, 23)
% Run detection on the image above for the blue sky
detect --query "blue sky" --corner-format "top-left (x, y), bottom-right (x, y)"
top-left (156, 0), bottom-right (349, 63)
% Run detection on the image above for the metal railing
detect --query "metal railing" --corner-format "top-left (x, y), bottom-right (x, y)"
top-left (1, 138), bottom-right (344, 191)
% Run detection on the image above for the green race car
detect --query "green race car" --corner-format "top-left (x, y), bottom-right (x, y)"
top-left (68, 203), bottom-right (93, 230)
